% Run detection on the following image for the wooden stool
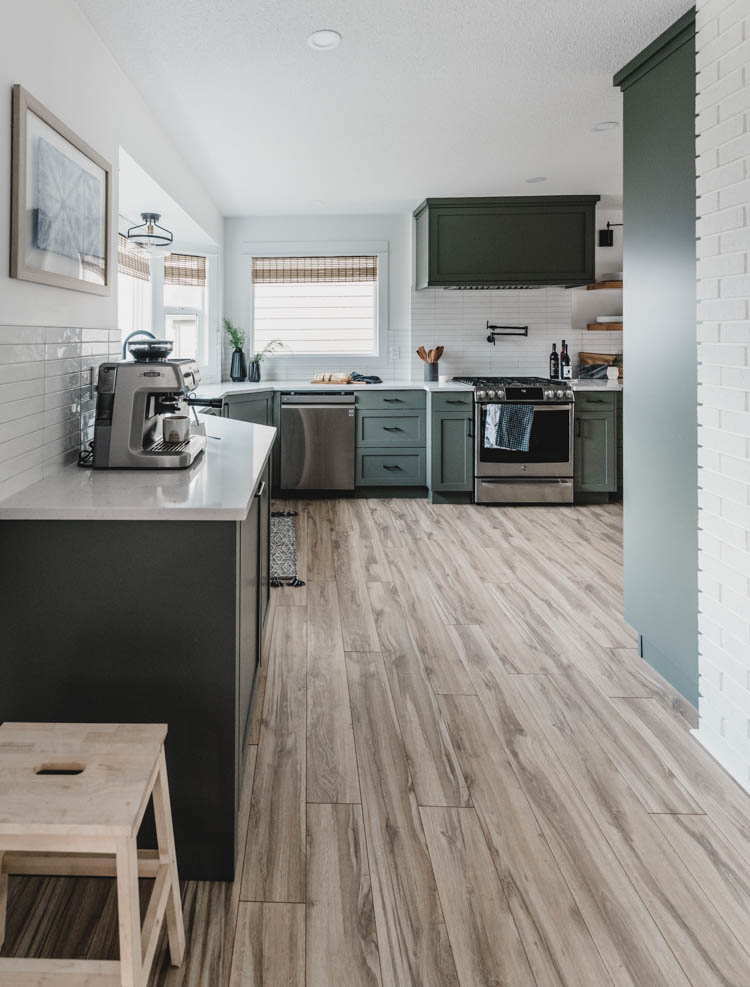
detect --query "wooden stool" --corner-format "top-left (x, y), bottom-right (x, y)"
top-left (0, 722), bottom-right (185, 986)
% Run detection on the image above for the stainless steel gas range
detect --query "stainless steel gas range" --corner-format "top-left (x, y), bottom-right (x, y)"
top-left (453, 376), bottom-right (575, 504)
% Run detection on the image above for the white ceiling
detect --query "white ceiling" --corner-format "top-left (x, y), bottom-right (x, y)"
top-left (76, 0), bottom-right (692, 215)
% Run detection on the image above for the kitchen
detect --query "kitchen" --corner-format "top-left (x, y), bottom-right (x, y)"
top-left (0, 2), bottom-right (748, 986)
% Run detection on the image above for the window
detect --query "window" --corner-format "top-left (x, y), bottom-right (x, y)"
top-left (252, 255), bottom-right (378, 356)
top-left (163, 252), bottom-right (207, 361)
top-left (117, 234), bottom-right (152, 336)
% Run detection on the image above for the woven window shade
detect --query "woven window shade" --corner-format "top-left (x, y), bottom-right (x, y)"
top-left (117, 234), bottom-right (150, 281)
top-left (164, 252), bottom-right (207, 286)
top-left (253, 255), bottom-right (377, 284)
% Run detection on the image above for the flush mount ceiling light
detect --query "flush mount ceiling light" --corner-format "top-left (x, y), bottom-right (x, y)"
top-left (591, 120), bottom-right (619, 132)
top-left (526, 176), bottom-right (548, 184)
top-left (307, 29), bottom-right (341, 50)
top-left (126, 212), bottom-right (173, 257)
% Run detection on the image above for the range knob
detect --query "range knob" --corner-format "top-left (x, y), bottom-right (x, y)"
top-left (556, 389), bottom-right (565, 399)
top-left (476, 390), bottom-right (487, 401)
top-left (486, 389), bottom-right (497, 400)
top-left (497, 389), bottom-right (506, 400)
top-left (544, 389), bottom-right (555, 399)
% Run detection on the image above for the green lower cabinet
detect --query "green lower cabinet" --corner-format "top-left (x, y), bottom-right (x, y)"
top-left (430, 412), bottom-right (473, 492)
top-left (574, 409), bottom-right (616, 493)
top-left (356, 447), bottom-right (426, 486)
top-left (223, 392), bottom-right (273, 426)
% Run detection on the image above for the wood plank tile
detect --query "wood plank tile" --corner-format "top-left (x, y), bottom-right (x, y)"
top-left (346, 652), bottom-right (459, 987)
top-left (384, 547), bottom-right (475, 694)
top-left (229, 902), bottom-right (304, 987)
top-left (306, 581), bottom-right (360, 803)
top-left (348, 499), bottom-right (393, 582)
top-left (305, 500), bottom-right (336, 582)
top-left (438, 694), bottom-right (614, 987)
top-left (306, 803), bottom-right (382, 987)
top-left (613, 697), bottom-right (750, 864)
top-left (333, 530), bottom-right (380, 652)
top-left (453, 674), bottom-right (693, 987)
top-left (546, 667), bottom-right (702, 814)
top-left (367, 580), bottom-right (422, 675)
top-left (610, 649), bottom-right (698, 729)
top-left (386, 670), bottom-right (471, 808)
top-left (420, 806), bottom-right (535, 987)
top-left (242, 607), bottom-right (307, 903)
top-left (147, 880), bottom-right (230, 987)
top-left (515, 674), bottom-right (750, 986)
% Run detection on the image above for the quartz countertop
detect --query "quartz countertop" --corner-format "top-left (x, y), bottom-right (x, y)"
top-left (193, 379), bottom-right (475, 400)
top-left (0, 417), bottom-right (276, 522)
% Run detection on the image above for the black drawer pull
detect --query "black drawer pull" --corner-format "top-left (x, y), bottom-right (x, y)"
top-left (584, 398), bottom-right (606, 403)
top-left (383, 425), bottom-right (403, 431)
top-left (383, 397), bottom-right (403, 403)
top-left (446, 399), bottom-right (467, 404)
top-left (383, 464), bottom-right (402, 471)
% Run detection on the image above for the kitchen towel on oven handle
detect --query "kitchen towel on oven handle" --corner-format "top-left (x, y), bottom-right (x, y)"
top-left (484, 403), bottom-right (534, 453)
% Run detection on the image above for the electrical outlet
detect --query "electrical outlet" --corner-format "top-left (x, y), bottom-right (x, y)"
top-left (389, 345), bottom-right (400, 360)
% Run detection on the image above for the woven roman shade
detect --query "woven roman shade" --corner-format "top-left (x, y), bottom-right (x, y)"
top-left (253, 255), bottom-right (377, 284)
top-left (117, 234), bottom-right (150, 281)
top-left (164, 252), bottom-right (207, 287)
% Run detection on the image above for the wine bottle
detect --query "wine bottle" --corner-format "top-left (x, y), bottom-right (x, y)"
top-left (561, 340), bottom-right (572, 380)
top-left (549, 342), bottom-right (560, 379)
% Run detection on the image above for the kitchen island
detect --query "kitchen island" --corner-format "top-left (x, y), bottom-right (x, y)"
top-left (0, 416), bottom-right (275, 881)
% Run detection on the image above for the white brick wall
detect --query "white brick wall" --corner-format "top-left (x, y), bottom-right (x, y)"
top-left (695, 0), bottom-right (750, 791)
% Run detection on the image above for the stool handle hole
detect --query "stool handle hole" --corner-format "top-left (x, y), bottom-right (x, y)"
top-left (34, 761), bottom-right (85, 776)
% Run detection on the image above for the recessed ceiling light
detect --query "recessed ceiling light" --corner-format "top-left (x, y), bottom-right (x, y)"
top-left (307, 29), bottom-right (341, 50)
top-left (592, 120), bottom-right (619, 132)
top-left (526, 176), bottom-right (548, 184)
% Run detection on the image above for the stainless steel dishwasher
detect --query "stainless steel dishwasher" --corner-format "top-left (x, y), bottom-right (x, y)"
top-left (280, 392), bottom-right (356, 490)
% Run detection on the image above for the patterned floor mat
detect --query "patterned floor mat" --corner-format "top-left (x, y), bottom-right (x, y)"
top-left (270, 511), bottom-right (305, 586)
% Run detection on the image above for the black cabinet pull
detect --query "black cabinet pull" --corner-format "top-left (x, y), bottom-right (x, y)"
top-left (383, 464), bottom-right (401, 471)
top-left (383, 397), bottom-right (403, 403)
top-left (446, 399), bottom-right (467, 404)
top-left (586, 398), bottom-right (605, 404)
top-left (468, 418), bottom-right (474, 439)
top-left (575, 419), bottom-right (582, 438)
top-left (383, 425), bottom-right (403, 431)
top-left (255, 481), bottom-right (266, 498)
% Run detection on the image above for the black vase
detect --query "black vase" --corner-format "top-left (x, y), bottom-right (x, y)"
top-left (248, 362), bottom-right (261, 383)
top-left (230, 348), bottom-right (247, 382)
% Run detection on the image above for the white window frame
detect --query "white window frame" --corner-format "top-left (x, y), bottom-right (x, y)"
top-left (153, 244), bottom-right (222, 383)
top-left (244, 240), bottom-right (389, 365)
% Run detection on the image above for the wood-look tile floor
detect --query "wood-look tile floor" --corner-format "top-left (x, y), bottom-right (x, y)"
top-left (4, 499), bottom-right (750, 985)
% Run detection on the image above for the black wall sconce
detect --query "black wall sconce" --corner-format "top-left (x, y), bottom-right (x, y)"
top-left (599, 220), bottom-right (623, 247)
top-left (486, 322), bottom-right (529, 344)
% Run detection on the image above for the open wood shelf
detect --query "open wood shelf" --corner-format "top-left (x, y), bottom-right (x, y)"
top-left (587, 321), bottom-right (623, 331)
top-left (587, 280), bottom-right (623, 290)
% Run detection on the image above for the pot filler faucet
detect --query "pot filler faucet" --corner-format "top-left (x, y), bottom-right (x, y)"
top-left (121, 329), bottom-right (156, 360)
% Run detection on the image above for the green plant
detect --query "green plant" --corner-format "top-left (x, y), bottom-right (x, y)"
top-left (612, 352), bottom-right (623, 366)
top-left (223, 317), bottom-right (246, 351)
top-left (251, 338), bottom-right (285, 363)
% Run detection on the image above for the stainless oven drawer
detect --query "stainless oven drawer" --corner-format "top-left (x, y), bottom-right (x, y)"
top-left (476, 402), bottom-right (573, 478)
top-left (475, 477), bottom-right (574, 504)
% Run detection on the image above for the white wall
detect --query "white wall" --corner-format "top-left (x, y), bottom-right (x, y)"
top-left (223, 213), bottom-right (411, 380)
top-left (695, 0), bottom-right (750, 790)
top-left (0, 0), bottom-right (222, 497)
top-left (0, 0), bottom-right (222, 329)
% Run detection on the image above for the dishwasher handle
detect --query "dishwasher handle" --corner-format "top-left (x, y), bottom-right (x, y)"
top-left (282, 403), bottom-right (356, 412)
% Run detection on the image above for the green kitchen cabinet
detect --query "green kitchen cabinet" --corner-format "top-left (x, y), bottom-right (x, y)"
top-left (574, 409), bottom-right (616, 494)
top-left (429, 411), bottom-right (473, 493)
top-left (223, 391), bottom-right (273, 426)
top-left (414, 196), bottom-right (599, 289)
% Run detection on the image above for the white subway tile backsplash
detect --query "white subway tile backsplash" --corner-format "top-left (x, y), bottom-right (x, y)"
top-left (0, 325), bottom-right (113, 499)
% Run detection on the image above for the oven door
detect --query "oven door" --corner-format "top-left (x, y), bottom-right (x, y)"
top-left (475, 403), bottom-right (573, 478)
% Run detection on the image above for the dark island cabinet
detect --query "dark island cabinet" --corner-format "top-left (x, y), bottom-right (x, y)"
top-left (414, 196), bottom-right (599, 289)
top-left (0, 464), bottom-right (271, 882)
top-left (223, 390), bottom-right (274, 426)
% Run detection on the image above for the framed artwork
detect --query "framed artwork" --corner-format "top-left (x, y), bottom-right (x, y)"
top-left (10, 84), bottom-right (111, 295)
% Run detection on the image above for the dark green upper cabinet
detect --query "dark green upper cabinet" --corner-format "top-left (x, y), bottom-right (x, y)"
top-left (414, 196), bottom-right (600, 289)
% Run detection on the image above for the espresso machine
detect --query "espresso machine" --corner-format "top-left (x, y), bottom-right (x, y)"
top-left (92, 340), bottom-right (207, 469)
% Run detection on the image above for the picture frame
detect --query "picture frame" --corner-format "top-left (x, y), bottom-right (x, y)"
top-left (10, 84), bottom-right (111, 295)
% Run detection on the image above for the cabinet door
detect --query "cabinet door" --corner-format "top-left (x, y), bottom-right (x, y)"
top-left (259, 462), bottom-right (271, 632)
top-left (225, 394), bottom-right (271, 425)
top-left (431, 412), bottom-right (473, 491)
top-left (238, 495), bottom-right (260, 755)
top-left (574, 411), bottom-right (616, 492)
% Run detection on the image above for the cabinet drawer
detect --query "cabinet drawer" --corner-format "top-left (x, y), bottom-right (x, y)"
top-left (431, 391), bottom-right (474, 412)
top-left (356, 448), bottom-right (426, 486)
top-left (357, 410), bottom-right (425, 446)
top-left (574, 392), bottom-right (616, 412)
top-left (356, 390), bottom-right (426, 411)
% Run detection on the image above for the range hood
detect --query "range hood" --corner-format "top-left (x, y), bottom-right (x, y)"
top-left (414, 195), bottom-right (600, 289)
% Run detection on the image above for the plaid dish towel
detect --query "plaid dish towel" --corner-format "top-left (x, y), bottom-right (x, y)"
top-left (484, 403), bottom-right (535, 452)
